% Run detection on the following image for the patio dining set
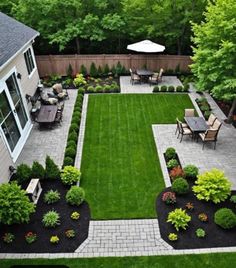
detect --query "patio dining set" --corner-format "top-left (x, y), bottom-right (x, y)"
top-left (28, 83), bottom-right (69, 129)
top-left (129, 68), bottom-right (164, 85)
top-left (176, 109), bottom-right (222, 149)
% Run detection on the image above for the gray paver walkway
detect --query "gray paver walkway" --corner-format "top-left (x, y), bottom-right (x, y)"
top-left (120, 75), bottom-right (182, 93)
top-left (16, 89), bottom-right (77, 167)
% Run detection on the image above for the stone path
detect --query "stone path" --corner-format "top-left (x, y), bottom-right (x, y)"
top-left (16, 90), bottom-right (77, 167)
top-left (120, 75), bottom-right (182, 93)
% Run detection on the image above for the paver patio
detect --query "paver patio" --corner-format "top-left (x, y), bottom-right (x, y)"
top-left (120, 75), bottom-right (182, 93)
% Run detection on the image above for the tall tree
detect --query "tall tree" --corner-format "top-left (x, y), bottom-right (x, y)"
top-left (191, 0), bottom-right (236, 122)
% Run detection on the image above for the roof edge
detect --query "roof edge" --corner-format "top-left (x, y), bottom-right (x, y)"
top-left (0, 32), bottom-right (39, 72)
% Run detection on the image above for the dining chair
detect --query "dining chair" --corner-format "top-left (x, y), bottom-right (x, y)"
top-left (198, 129), bottom-right (219, 149)
top-left (175, 118), bottom-right (188, 135)
top-left (176, 118), bottom-right (192, 142)
top-left (210, 118), bottom-right (222, 131)
top-left (206, 114), bottom-right (217, 127)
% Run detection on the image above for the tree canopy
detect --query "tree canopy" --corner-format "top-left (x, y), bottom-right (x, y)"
top-left (191, 0), bottom-right (236, 120)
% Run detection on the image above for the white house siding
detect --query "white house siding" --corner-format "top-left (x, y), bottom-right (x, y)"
top-left (0, 137), bottom-right (13, 183)
top-left (0, 44), bottom-right (40, 183)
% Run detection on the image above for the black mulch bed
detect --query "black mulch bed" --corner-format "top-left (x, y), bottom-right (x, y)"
top-left (0, 180), bottom-right (90, 253)
top-left (156, 185), bottom-right (236, 249)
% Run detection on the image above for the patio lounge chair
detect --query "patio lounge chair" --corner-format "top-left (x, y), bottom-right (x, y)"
top-left (184, 109), bottom-right (195, 117)
top-left (52, 83), bottom-right (69, 100)
top-left (198, 129), bottom-right (219, 149)
top-left (176, 118), bottom-right (192, 142)
top-left (206, 113), bottom-right (217, 127)
top-left (129, 69), bottom-right (141, 85)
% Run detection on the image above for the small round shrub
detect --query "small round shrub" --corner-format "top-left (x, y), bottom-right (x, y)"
top-left (63, 157), bottom-right (74, 167)
top-left (168, 86), bottom-right (175, 92)
top-left (160, 85), bottom-right (167, 92)
top-left (183, 83), bottom-right (190, 91)
top-left (44, 190), bottom-right (61, 204)
top-left (69, 123), bottom-right (79, 133)
top-left (42, 210), bottom-right (60, 228)
top-left (153, 86), bottom-right (159, 93)
top-left (165, 147), bottom-right (176, 160)
top-left (171, 178), bottom-right (189, 195)
top-left (214, 208), bottom-right (236, 229)
top-left (71, 117), bottom-right (80, 125)
top-left (67, 140), bottom-right (77, 148)
top-left (176, 85), bottom-right (183, 92)
top-left (65, 147), bottom-right (76, 159)
top-left (195, 228), bottom-right (206, 238)
top-left (66, 186), bottom-right (85, 206)
top-left (31, 161), bottom-right (45, 179)
top-left (167, 159), bottom-right (179, 169)
top-left (87, 86), bottom-right (95, 92)
top-left (103, 85), bottom-right (111, 92)
top-left (68, 131), bottom-right (78, 142)
top-left (61, 166), bottom-right (81, 185)
top-left (16, 164), bottom-right (31, 183)
top-left (168, 233), bottom-right (178, 241)
top-left (230, 195), bottom-right (236, 204)
top-left (74, 106), bottom-right (81, 113)
top-left (73, 111), bottom-right (81, 119)
top-left (95, 85), bottom-right (103, 92)
top-left (183, 164), bottom-right (199, 180)
top-left (78, 87), bottom-right (85, 94)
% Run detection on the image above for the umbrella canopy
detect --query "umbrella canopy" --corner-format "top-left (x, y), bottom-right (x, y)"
top-left (127, 40), bottom-right (165, 53)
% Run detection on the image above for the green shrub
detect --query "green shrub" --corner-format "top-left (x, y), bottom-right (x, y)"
top-left (183, 83), bottom-right (190, 92)
top-left (230, 195), bottom-right (236, 204)
top-left (80, 64), bottom-right (87, 76)
top-left (165, 147), bottom-right (176, 160)
top-left (63, 156), bottom-right (74, 167)
top-left (0, 182), bottom-right (35, 225)
top-left (66, 64), bottom-right (73, 78)
top-left (95, 85), bottom-right (103, 92)
top-left (104, 85), bottom-right (111, 92)
top-left (42, 210), bottom-right (60, 228)
top-left (71, 117), bottom-right (80, 126)
top-left (195, 228), bottom-right (206, 238)
top-left (214, 208), bottom-right (236, 229)
top-left (65, 147), bottom-right (76, 159)
top-left (69, 123), bottom-right (79, 133)
top-left (168, 86), bottom-right (175, 92)
top-left (204, 110), bottom-right (211, 119)
top-left (78, 87), bottom-right (85, 94)
top-left (153, 86), bottom-right (159, 92)
top-left (45, 156), bottom-right (60, 180)
top-left (44, 190), bottom-right (60, 204)
top-left (167, 159), bottom-right (179, 169)
top-left (171, 178), bottom-right (189, 195)
top-left (176, 85), bottom-right (183, 92)
top-left (61, 166), bottom-right (81, 185)
top-left (160, 85), bottom-right (167, 92)
top-left (67, 139), bottom-right (77, 148)
top-left (68, 131), bottom-right (78, 142)
top-left (73, 111), bottom-right (81, 119)
top-left (110, 82), bottom-right (119, 92)
top-left (192, 169), bottom-right (231, 203)
top-left (31, 161), bottom-right (45, 179)
top-left (90, 62), bottom-right (98, 77)
top-left (168, 233), bottom-right (178, 241)
top-left (97, 66), bottom-right (103, 77)
top-left (66, 186), bottom-right (85, 206)
top-left (73, 73), bottom-right (87, 87)
top-left (167, 208), bottom-right (191, 231)
top-left (87, 86), bottom-right (95, 92)
top-left (183, 164), bottom-right (199, 180)
top-left (103, 64), bottom-right (110, 75)
top-left (16, 163), bottom-right (31, 183)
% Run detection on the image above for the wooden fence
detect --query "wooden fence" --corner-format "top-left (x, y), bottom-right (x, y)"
top-left (35, 54), bottom-right (192, 77)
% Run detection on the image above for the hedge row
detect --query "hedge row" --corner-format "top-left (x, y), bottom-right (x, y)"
top-left (63, 93), bottom-right (84, 166)
top-left (153, 84), bottom-right (189, 93)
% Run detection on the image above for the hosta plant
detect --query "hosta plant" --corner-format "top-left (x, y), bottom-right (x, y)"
top-left (167, 208), bottom-right (191, 231)
top-left (168, 233), bottom-right (178, 241)
top-left (71, 211), bottom-right (80, 220)
top-left (195, 228), bottom-right (206, 238)
top-left (192, 169), bottom-right (231, 203)
top-left (50, 235), bottom-right (59, 244)
top-left (162, 192), bottom-right (176, 205)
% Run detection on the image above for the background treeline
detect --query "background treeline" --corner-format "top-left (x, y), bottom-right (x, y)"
top-left (0, 0), bottom-right (207, 55)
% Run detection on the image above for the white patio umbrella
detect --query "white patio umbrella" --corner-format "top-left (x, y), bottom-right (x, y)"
top-left (127, 39), bottom-right (165, 53)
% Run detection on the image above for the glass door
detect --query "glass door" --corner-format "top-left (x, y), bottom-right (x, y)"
top-left (0, 71), bottom-right (31, 159)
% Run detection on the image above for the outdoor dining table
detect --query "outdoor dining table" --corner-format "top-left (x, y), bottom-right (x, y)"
top-left (36, 105), bottom-right (58, 128)
top-left (136, 69), bottom-right (154, 83)
top-left (184, 116), bottom-right (209, 139)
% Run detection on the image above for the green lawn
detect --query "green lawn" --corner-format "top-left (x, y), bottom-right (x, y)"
top-left (1, 254), bottom-right (236, 268)
top-left (81, 94), bottom-right (193, 219)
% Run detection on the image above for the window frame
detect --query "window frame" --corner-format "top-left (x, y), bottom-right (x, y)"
top-left (23, 46), bottom-right (36, 78)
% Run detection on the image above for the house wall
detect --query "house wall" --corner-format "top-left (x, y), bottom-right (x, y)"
top-left (0, 44), bottom-right (39, 183)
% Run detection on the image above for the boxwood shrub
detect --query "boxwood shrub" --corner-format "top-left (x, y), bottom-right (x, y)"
top-left (69, 123), bottom-right (79, 133)
top-left (95, 85), bottom-right (103, 92)
top-left (168, 86), bottom-right (175, 92)
top-left (63, 156), bottom-right (74, 166)
top-left (66, 186), bottom-right (85, 206)
top-left (160, 85), bottom-right (167, 92)
top-left (68, 131), bottom-right (78, 142)
top-left (214, 208), bottom-right (236, 229)
top-left (153, 86), bottom-right (159, 93)
top-left (176, 85), bottom-right (183, 92)
top-left (171, 178), bottom-right (189, 195)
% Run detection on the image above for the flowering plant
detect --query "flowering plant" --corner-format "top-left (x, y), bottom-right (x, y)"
top-left (169, 166), bottom-right (184, 180)
top-left (65, 229), bottom-right (75, 238)
top-left (3, 232), bottom-right (15, 243)
top-left (71, 211), bottom-right (80, 220)
top-left (25, 232), bottom-right (37, 244)
top-left (162, 192), bottom-right (176, 205)
top-left (198, 213), bottom-right (208, 222)
top-left (50, 235), bottom-right (59, 244)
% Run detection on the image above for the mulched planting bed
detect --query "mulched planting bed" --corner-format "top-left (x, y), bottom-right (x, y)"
top-left (0, 179), bottom-right (90, 253)
top-left (156, 185), bottom-right (236, 249)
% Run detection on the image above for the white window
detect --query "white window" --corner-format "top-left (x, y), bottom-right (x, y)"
top-left (24, 48), bottom-right (35, 75)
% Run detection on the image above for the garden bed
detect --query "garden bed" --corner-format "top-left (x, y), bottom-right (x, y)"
top-left (0, 179), bottom-right (90, 253)
top-left (156, 187), bottom-right (236, 249)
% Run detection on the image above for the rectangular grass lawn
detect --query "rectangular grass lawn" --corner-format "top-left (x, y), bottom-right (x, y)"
top-left (81, 94), bottom-right (194, 219)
